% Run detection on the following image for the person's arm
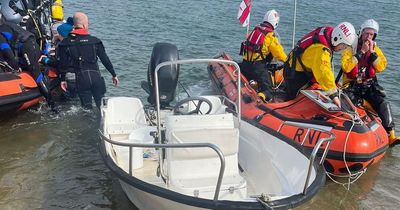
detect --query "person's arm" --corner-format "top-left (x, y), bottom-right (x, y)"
top-left (370, 44), bottom-right (387, 73)
top-left (56, 42), bottom-right (68, 91)
top-left (310, 46), bottom-right (340, 107)
top-left (96, 42), bottom-right (119, 86)
top-left (265, 33), bottom-right (287, 62)
top-left (341, 46), bottom-right (358, 73)
top-left (39, 55), bottom-right (58, 68)
top-left (96, 42), bottom-right (116, 77)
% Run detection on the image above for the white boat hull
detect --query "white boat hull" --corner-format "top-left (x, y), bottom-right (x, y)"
top-left (120, 180), bottom-right (209, 210)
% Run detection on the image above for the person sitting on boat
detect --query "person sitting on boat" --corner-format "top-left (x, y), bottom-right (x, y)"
top-left (240, 9), bottom-right (287, 102)
top-left (283, 22), bottom-right (357, 108)
top-left (57, 12), bottom-right (119, 109)
top-left (340, 19), bottom-right (399, 147)
top-left (0, 12), bottom-right (57, 112)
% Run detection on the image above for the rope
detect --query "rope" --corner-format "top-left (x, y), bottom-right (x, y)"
top-left (324, 89), bottom-right (367, 189)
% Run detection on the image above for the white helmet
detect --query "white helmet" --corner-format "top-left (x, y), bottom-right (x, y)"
top-left (331, 22), bottom-right (356, 47)
top-left (359, 19), bottom-right (379, 39)
top-left (263, 9), bottom-right (280, 29)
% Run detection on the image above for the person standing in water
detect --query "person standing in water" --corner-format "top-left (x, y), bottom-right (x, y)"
top-left (57, 12), bottom-right (119, 109)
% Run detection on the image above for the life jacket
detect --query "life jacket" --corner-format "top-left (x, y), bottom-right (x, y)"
top-left (285, 26), bottom-right (333, 81)
top-left (346, 39), bottom-right (376, 82)
top-left (296, 26), bottom-right (333, 53)
top-left (243, 22), bottom-right (274, 62)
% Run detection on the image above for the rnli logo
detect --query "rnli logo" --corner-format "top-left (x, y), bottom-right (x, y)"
top-left (293, 128), bottom-right (322, 145)
top-left (339, 24), bottom-right (351, 37)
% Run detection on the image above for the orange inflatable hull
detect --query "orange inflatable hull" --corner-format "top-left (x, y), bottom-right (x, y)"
top-left (208, 53), bottom-right (388, 176)
top-left (0, 70), bottom-right (59, 115)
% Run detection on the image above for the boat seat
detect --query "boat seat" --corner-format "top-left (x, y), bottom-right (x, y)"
top-left (164, 113), bottom-right (247, 199)
top-left (114, 126), bottom-right (157, 172)
top-left (104, 97), bottom-right (147, 140)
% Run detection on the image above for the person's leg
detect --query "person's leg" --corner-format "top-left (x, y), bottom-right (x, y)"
top-left (241, 61), bottom-right (257, 84)
top-left (284, 71), bottom-right (310, 101)
top-left (76, 72), bottom-right (94, 109)
top-left (91, 74), bottom-right (106, 109)
top-left (364, 85), bottom-right (399, 146)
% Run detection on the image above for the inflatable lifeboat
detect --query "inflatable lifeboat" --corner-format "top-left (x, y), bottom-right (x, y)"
top-left (208, 53), bottom-right (389, 176)
top-left (0, 69), bottom-right (58, 115)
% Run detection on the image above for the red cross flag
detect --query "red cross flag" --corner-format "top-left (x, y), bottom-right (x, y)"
top-left (237, 0), bottom-right (252, 27)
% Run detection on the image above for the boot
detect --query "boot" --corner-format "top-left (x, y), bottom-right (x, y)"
top-left (388, 130), bottom-right (400, 147)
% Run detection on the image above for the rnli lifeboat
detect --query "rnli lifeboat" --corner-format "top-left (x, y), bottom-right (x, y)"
top-left (208, 53), bottom-right (389, 177)
top-left (0, 69), bottom-right (59, 115)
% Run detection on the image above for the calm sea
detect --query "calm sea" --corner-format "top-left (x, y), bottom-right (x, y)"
top-left (0, 0), bottom-right (399, 209)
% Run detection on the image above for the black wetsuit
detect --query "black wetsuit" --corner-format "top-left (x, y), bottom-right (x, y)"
top-left (0, 21), bottom-right (54, 108)
top-left (57, 30), bottom-right (116, 109)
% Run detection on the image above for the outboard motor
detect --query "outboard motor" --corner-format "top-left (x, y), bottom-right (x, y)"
top-left (1, 0), bottom-right (24, 24)
top-left (146, 43), bottom-right (179, 108)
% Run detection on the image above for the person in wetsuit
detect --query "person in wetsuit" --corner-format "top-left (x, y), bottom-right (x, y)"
top-left (0, 13), bottom-right (56, 110)
top-left (57, 12), bottom-right (119, 109)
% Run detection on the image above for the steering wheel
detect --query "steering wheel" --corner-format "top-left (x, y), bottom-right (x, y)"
top-left (173, 97), bottom-right (213, 115)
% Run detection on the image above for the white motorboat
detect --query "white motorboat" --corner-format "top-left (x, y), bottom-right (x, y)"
top-left (99, 43), bottom-right (334, 209)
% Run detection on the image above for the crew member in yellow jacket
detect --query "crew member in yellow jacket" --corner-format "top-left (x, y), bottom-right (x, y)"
top-left (341, 19), bottom-right (399, 146)
top-left (283, 22), bottom-right (356, 108)
top-left (241, 9), bottom-right (287, 102)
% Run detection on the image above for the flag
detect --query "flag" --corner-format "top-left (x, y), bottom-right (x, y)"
top-left (237, 0), bottom-right (252, 27)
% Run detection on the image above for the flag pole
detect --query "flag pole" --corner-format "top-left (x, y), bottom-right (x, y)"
top-left (237, 0), bottom-right (253, 37)
top-left (246, 13), bottom-right (250, 35)
top-left (245, 0), bottom-right (252, 36)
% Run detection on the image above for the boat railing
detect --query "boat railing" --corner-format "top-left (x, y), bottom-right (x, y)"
top-left (154, 59), bottom-right (242, 145)
top-left (277, 121), bottom-right (335, 194)
top-left (99, 129), bottom-right (226, 201)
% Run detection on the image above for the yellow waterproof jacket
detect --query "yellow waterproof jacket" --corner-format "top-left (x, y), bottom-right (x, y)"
top-left (288, 43), bottom-right (337, 95)
top-left (341, 44), bottom-right (387, 84)
top-left (243, 32), bottom-right (287, 62)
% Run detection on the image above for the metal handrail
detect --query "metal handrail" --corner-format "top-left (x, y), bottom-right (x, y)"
top-left (99, 129), bottom-right (226, 201)
top-left (277, 121), bottom-right (335, 194)
top-left (154, 59), bottom-right (242, 145)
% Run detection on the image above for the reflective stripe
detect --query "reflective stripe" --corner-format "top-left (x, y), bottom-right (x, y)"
top-left (255, 33), bottom-right (263, 43)
top-left (319, 27), bottom-right (326, 36)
